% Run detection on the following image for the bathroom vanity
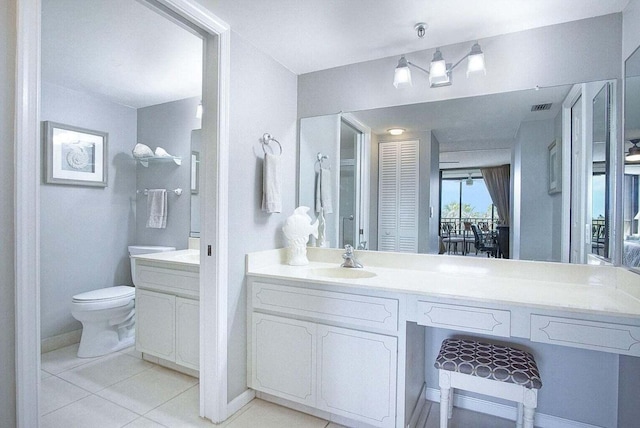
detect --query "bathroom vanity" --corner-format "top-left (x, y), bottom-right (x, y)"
top-left (131, 249), bottom-right (200, 373)
top-left (246, 247), bottom-right (640, 428)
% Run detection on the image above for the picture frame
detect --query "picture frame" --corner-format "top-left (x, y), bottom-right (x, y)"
top-left (44, 121), bottom-right (108, 187)
top-left (548, 139), bottom-right (561, 194)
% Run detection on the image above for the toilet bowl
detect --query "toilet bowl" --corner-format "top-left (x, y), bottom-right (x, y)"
top-left (71, 245), bottom-right (175, 358)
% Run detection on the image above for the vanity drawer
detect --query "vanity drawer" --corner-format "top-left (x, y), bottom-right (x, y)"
top-left (136, 263), bottom-right (199, 298)
top-left (415, 301), bottom-right (511, 337)
top-left (252, 282), bottom-right (399, 332)
top-left (530, 315), bottom-right (640, 356)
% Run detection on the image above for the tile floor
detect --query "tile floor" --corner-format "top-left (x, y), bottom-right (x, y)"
top-left (41, 343), bottom-right (513, 428)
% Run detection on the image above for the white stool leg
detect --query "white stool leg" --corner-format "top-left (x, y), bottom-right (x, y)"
top-left (439, 387), bottom-right (450, 428)
top-left (447, 387), bottom-right (454, 419)
top-left (523, 406), bottom-right (535, 428)
top-left (516, 402), bottom-right (524, 428)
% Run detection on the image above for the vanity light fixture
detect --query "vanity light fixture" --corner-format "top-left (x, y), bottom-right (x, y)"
top-left (388, 128), bottom-right (405, 136)
top-left (394, 23), bottom-right (486, 89)
top-left (626, 139), bottom-right (640, 162)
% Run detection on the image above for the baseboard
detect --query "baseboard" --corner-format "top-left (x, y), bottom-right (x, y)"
top-left (141, 353), bottom-right (199, 378)
top-left (227, 389), bottom-right (255, 418)
top-left (426, 387), bottom-right (604, 428)
top-left (41, 329), bottom-right (81, 353)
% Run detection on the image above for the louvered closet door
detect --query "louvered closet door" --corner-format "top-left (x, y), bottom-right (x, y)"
top-left (378, 141), bottom-right (419, 252)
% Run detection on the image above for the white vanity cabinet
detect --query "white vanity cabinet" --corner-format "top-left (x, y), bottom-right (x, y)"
top-left (133, 257), bottom-right (199, 371)
top-left (248, 280), bottom-right (401, 428)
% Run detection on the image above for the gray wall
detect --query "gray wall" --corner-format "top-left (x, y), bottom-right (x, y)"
top-left (0, 0), bottom-right (16, 425)
top-left (135, 97), bottom-right (200, 248)
top-left (226, 31), bottom-right (298, 402)
top-left (40, 82), bottom-right (138, 339)
top-left (618, 0), bottom-right (640, 425)
top-left (298, 14), bottom-right (622, 118)
top-left (515, 119), bottom-right (556, 262)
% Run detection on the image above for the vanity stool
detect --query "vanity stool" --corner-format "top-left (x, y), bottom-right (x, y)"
top-left (434, 338), bottom-right (542, 428)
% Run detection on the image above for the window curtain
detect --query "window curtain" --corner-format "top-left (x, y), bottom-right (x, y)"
top-left (481, 165), bottom-right (510, 226)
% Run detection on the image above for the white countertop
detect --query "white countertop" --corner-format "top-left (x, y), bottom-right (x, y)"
top-left (246, 248), bottom-right (640, 320)
top-left (131, 249), bottom-right (199, 267)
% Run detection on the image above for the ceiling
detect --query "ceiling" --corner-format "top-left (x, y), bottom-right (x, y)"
top-left (209, 0), bottom-right (628, 75)
top-left (41, 0), bottom-right (628, 109)
top-left (40, 0), bottom-right (625, 169)
top-left (42, 0), bottom-right (203, 109)
top-left (351, 84), bottom-right (570, 168)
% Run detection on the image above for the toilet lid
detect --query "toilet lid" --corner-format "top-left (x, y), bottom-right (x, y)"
top-left (72, 286), bottom-right (135, 302)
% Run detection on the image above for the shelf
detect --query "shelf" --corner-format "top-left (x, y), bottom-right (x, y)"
top-left (134, 156), bottom-right (182, 167)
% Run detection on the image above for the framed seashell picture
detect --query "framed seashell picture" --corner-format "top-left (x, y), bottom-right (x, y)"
top-left (43, 121), bottom-right (108, 187)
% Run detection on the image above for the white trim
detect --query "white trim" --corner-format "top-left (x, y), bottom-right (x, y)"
top-left (227, 389), bottom-right (255, 418)
top-left (15, 0), bottom-right (41, 426)
top-left (156, 0), bottom-right (230, 423)
top-left (425, 388), bottom-right (604, 428)
top-left (341, 113), bottom-right (371, 249)
top-left (40, 329), bottom-right (81, 354)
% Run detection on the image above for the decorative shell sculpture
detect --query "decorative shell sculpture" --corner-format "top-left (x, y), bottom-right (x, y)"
top-left (282, 206), bottom-right (319, 265)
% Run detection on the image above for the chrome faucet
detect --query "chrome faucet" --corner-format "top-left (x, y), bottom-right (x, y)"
top-left (341, 244), bottom-right (363, 268)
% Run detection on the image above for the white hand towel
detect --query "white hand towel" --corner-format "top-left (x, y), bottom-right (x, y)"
top-left (146, 189), bottom-right (167, 228)
top-left (315, 167), bottom-right (333, 214)
top-left (262, 153), bottom-right (282, 213)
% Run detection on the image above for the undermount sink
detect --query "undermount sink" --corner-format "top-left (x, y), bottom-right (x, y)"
top-left (173, 252), bottom-right (200, 263)
top-left (309, 267), bottom-right (377, 279)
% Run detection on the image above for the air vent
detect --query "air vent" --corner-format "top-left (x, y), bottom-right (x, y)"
top-left (531, 103), bottom-right (552, 112)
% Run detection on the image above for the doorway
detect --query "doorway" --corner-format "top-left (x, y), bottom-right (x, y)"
top-left (14, 0), bottom-right (230, 426)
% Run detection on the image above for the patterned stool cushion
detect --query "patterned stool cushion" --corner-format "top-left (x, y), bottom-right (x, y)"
top-left (434, 338), bottom-right (542, 390)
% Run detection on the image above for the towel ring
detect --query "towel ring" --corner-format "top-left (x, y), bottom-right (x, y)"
top-left (262, 133), bottom-right (283, 155)
top-left (316, 152), bottom-right (329, 169)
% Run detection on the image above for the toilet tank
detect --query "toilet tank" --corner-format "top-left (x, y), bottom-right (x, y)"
top-left (128, 245), bottom-right (176, 286)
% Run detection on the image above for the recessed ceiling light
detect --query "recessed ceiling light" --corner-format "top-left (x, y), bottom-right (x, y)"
top-left (388, 128), bottom-right (405, 136)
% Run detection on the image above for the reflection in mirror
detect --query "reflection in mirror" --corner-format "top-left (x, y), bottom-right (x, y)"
top-left (190, 129), bottom-right (201, 237)
top-left (299, 81), bottom-right (617, 264)
top-left (590, 84), bottom-right (611, 259)
top-left (623, 46), bottom-right (640, 269)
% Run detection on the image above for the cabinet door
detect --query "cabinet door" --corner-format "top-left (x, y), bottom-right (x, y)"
top-left (378, 140), bottom-right (419, 253)
top-left (175, 297), bottom-right (199, 370)
top-left (317, 325), bottom-right (397, 428)
top-left (135, 289), bottom-right (175, 360)
top-left (251, 313), bottom-right (316, 407)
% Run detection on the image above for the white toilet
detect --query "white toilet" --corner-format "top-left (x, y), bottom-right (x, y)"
top-left (71, 245), bottom-right (175, 358)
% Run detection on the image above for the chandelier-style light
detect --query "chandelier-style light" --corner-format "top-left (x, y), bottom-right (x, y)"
top-left (393, 23), bottom-right (486, 89)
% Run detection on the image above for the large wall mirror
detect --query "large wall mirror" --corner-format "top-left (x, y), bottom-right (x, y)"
top-left (623, 45), bottom-right (640, 270)
top-left (298, 79), bottom-right (618, 265)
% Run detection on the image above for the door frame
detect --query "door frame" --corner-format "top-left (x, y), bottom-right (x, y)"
top-left (14, 0), bottom-right (231, 425)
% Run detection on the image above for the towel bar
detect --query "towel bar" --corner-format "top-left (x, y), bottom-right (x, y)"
top-left (137, 188), bottom-right (182, 196)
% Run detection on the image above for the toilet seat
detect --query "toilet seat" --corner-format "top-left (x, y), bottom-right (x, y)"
top-left (72, 286), bottom-right (135, 311)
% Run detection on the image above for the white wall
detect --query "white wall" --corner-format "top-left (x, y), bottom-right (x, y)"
top-left (40, 82), bottom-right (138, 339)
top-left (515, 119), bottom-right (556, 261)
top-left (0, 0), bottom-right (16, 424)
top-left (226, 32), bottom-right (298, 402)
top-left (298, 14), bottom-right (622, 118)
top-left (136, 97), bottom-right (201, 249)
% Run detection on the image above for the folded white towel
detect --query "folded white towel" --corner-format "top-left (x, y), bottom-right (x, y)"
top-left (262, 153), bottom-right (282, 213)
top-left (146, 189), bottom-right (167, 228)
top-left (132, 143), bottom-right (154, 159)
top-left (315, 167), bottom-right (333, 214)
